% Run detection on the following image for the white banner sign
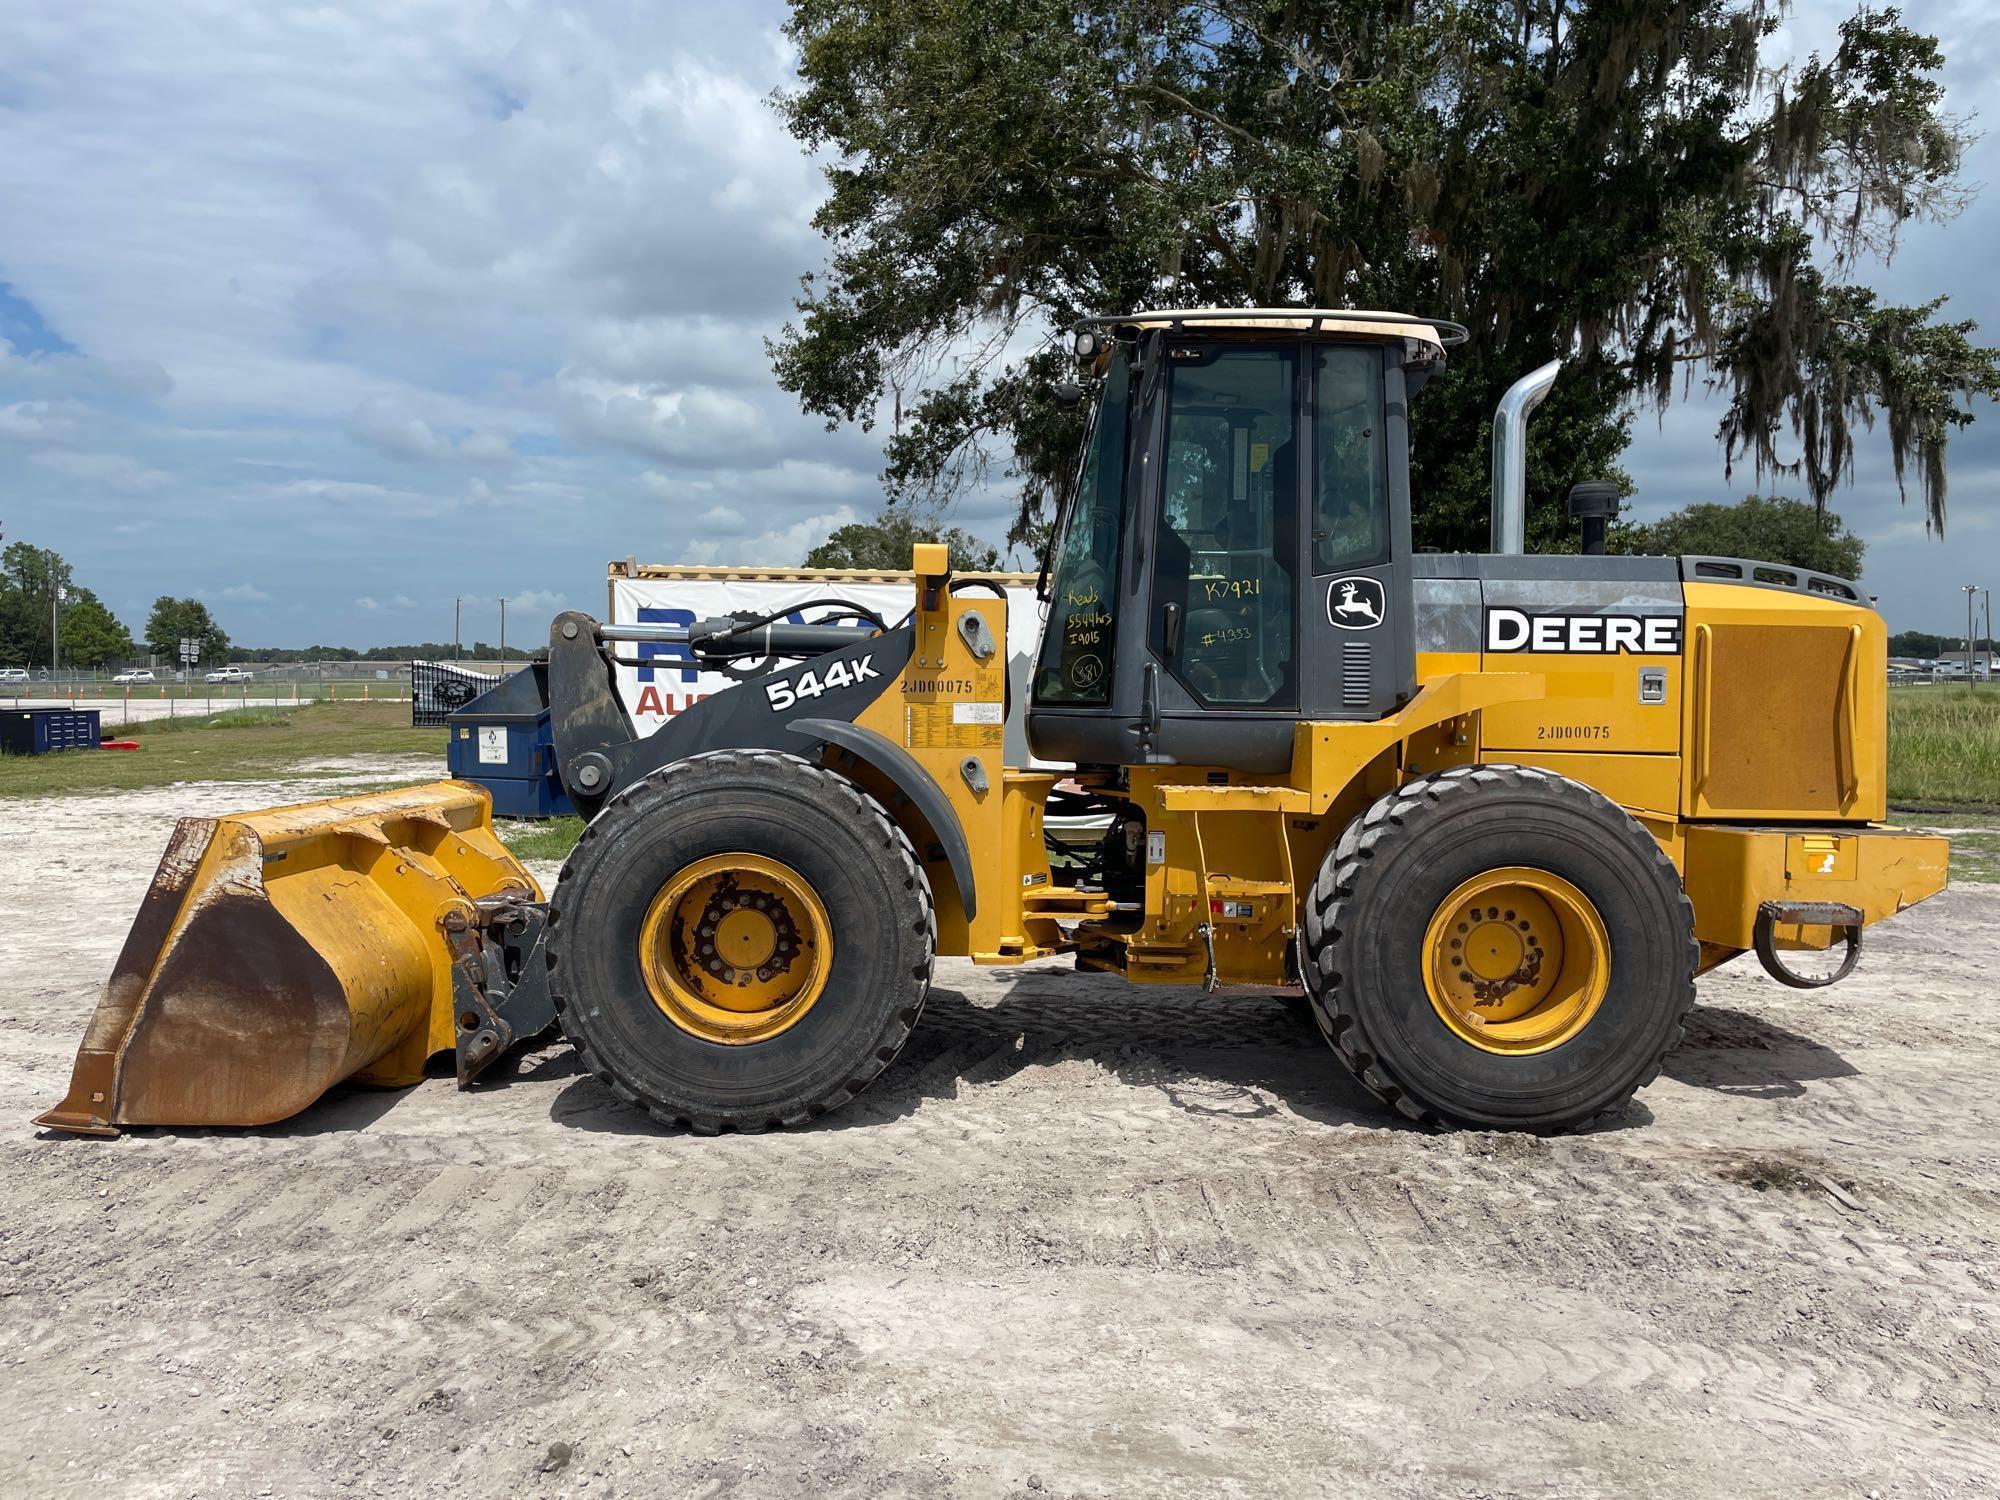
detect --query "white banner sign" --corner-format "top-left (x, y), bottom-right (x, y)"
top-left (609, 577), bottom-right (1047, 741)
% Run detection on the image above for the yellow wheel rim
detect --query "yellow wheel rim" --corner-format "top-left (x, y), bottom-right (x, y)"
top-left (637, 853), bottom-right (833, 1044)
top-left (1421, 866), bottom-right (1609, 1055)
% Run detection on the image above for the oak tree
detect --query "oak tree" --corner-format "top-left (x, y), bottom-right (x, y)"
top-left (775, 2), bottom-right (2000, 554)
top-left (1612, 494), bottom-right (1865, 577)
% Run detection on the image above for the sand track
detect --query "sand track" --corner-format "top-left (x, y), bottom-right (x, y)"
top-left (2, 770), bottom-right (1997, 1497)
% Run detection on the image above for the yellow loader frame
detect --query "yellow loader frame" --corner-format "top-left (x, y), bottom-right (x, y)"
top-left (843, 548), bottom-right (1944, 992)
top-left (34, 545), bottom-right (1947, 1137)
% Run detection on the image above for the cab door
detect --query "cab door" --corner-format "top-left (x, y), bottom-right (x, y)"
top-left (1144, 342), bottom-right (1301, 771)
top-left (1028, 334), bottom-right (1415, 773)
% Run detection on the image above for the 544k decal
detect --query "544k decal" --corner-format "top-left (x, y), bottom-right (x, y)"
top-left (763, 654), bottom-right (879, 711)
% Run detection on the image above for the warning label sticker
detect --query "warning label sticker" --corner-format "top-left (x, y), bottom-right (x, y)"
top-left (901, 662), bottom-right (1004, 749)
top-left (905, 704), bottom-right (1003, 750)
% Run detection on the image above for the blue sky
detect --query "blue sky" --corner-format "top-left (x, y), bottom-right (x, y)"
top-left (1, 1), bottom-right (1996, 647)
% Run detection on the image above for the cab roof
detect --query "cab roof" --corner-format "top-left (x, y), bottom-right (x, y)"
top-left (1082, 307), bottom-right (1467, 353)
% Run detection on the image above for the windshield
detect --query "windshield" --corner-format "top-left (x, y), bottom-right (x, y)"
top-left (1034, 350), bottom-right (1131, 705)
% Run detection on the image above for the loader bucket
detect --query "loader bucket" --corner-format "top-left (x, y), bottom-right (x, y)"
top-left (34, 781), bottom-right (541, 1137)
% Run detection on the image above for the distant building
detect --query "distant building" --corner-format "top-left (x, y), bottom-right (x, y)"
top-left (1921, 653), bottom-right (1996, 679)
top-left (1887, 653), bottom-right (1994, 682)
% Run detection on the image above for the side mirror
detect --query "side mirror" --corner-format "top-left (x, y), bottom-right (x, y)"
top-left (1053, 382), bottom-right (1087, 409)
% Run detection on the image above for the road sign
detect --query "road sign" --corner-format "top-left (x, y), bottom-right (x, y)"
top-left (179, 637), bottom-right (197, 665)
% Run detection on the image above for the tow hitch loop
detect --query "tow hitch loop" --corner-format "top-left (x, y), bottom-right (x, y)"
top-left (1753, 900), bottom-right (1864, 990)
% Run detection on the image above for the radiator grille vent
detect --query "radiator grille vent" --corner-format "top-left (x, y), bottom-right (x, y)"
top-left (1695, 623), bottom-right (1848, 814)
top-left (1341, 642), bottom-right (1373, 708)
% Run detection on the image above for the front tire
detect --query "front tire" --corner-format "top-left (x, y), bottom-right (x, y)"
top-left (547, 750), bottom-right (934, 1133)
top-left (1301, 765), bottom-right (1695, 1132)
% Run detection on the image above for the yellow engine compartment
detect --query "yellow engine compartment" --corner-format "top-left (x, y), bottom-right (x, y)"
top-left (866, 573), bottom-right (1944, 987)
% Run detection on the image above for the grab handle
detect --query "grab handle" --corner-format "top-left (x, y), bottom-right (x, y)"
top-left (1688, 623), bottom-right (1714, 805)
top-left (1833, 624), bottom-right (1862, 810)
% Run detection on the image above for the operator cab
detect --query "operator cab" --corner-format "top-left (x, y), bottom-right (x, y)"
top-left (1029, 308), bottom-right (1464, 772)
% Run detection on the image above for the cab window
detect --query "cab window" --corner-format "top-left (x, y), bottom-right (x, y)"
top-left (1312, 346), bottom-right (1389, 573)
top-left (1035, 351), bottom-right (1130, 705)
top-left (1150, 345), bottom-right (1297, 708)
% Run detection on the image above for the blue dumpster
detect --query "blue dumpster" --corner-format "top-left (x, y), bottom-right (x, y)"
top-left (445, 667), bottom-right (575, 820)
top-left (0, 708), bottom-right (102, 755)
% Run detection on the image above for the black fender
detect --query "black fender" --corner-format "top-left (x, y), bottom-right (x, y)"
top-left (789, 718), bottom-right (977, 921)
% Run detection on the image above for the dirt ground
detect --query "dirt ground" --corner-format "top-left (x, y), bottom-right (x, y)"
top-left (2, 766), bottom-right (1998, 1499)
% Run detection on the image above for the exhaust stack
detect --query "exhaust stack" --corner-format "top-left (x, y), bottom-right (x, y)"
top-left (1490, 359), bottom-right (1562, 554)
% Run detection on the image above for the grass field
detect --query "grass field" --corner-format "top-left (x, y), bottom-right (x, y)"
top-left (0, 702), bottom-right (442, 797)
top-left (497, 814), bottom-right (585, 862)
top-left (1921, 814), bottom-right (2000, 883)
top-left (1886, 684), bottom-right (2000, 809)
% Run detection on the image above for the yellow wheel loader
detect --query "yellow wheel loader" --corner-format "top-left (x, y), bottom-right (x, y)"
top-left (37, 309), bottom-right (1949, 1138)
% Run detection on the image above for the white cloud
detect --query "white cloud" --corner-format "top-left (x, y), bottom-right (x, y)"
top-left (559, 378), bottom-right (777, 467)
top-left (574, 316), bottom-right (778, 389)
top-left (279, 478), bottom-right (412, 504)
top-left (30, 448), bottom-right (169, 491)
top-left (748, 458), bottom-right (881, 502)
top-left (0, 339), bottom-right (172, 402)
top-left (510, 588), bottom-right (568, 612)
top-left (348, 396), bottom-right (517, 464)
top-left (0, 399), bottom-right (90, 441)
top-left (5, 0), bottom-right (1988, 643)
top-left (0, 2), bottom-right (939, 644)
top-left (678, 505), bottom-right (861, 566)
top-left (220, 583), bottom-right (271, 603)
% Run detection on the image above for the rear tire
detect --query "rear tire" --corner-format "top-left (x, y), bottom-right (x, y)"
top-left (1301, 764), bottom-right (1695, 1132)
top-left (547, 750), bottom-right (934, 1133)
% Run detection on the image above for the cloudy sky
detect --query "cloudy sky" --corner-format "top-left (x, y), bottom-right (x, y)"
top-left (1, 1), bottom-right (1996, 648)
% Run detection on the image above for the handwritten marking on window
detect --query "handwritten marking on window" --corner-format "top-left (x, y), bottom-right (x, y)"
top-left (1064, 607), bottom-right (1112, 647)
top-left (1202, 578), bottom-right (1263, 602)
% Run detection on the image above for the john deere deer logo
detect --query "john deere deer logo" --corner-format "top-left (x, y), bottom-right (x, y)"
top-left (1327, 576), bottom-right (1386, 631)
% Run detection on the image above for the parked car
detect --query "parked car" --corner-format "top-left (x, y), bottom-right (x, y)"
top-left (204, 666), bottom-right (253, 684)
top-left (112, 669), bottom-right (157, 684)
top-left (0, 667), bottom-right (28, 683)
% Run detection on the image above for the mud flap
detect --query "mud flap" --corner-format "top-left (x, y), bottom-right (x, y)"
top-left (33, 782), bottom-right (543, 1136)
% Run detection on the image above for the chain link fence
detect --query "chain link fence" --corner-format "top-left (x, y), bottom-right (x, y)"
top-left (0, 660), bottom-right (537, 701)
